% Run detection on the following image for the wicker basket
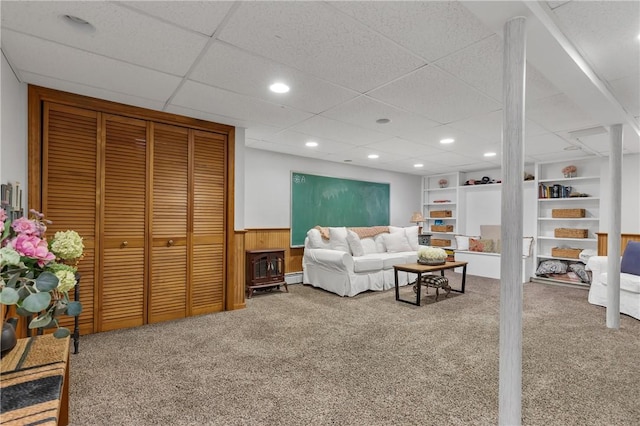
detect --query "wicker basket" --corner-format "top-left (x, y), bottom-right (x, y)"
top-left (551, 247), bottom-right (582, 259)
top-left (554, 228), bottom-right (588, 238)
top-left (431, 225), bottom-right (454, 232)
top-left (552, 208), bottom-right (585, 218)
top-left (431, 238), bottom-right (451, 247)
top-left (430, 210), bottom-right (452, 218)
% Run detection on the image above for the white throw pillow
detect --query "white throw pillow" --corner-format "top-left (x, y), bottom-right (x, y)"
top-left (404, 226), bottom-right (419, 251)
top-left (329, 227), bottom-right (350, 253)
top-left (361, 237), bottom-right (378, 255)
top-left (307, 229), bottom-right (328, 249)
top-left (374, 234), bottom-right (387, 253)
top-left (346, 230), bottom-right (364, 257)
top-left (455, 235), bottom-right (470, 251)
top-left (389, 226), bottom-right (404, 234)
top-left (382, 232), bottom-right (413, 253)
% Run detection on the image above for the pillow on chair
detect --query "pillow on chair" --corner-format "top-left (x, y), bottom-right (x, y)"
top-left (620, 241), bottom-right (640, 276)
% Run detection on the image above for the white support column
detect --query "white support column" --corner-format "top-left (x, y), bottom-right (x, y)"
top-left (606, 124), bottom-right (623, 329)
top-left (499, 16), bottom-right (526, 426)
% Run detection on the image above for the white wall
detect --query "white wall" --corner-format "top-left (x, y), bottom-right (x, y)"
top-left (243, 148), bottom-right (422, 229)
top-left (600, 153), bottom-right (640, 233)
top-left (1, 52), bottom-right (28, 211)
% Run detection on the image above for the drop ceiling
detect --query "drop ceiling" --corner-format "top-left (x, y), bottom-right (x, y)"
top-left (1, 1), bottom-right (638, 175)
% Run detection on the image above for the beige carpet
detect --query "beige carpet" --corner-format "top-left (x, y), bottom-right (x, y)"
top-left (69, 274), bottom-right (640, 425)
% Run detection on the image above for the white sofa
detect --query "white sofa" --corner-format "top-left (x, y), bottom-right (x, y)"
top-left (586, 256), bottom-right (640, 320)
top-left (302, 226), bottom-right (420, 297)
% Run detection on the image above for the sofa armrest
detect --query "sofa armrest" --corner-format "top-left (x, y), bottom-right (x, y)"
top-left (304, 248), bottom-right (354, 272)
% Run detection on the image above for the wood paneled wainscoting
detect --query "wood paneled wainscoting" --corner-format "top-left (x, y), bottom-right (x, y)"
top-left (596, 233), bottom-right (640, 256)
top-left (27, 85), bottom-right (239, 337)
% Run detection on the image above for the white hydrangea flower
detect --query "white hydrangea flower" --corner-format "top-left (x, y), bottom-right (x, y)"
top-left (418, 246), bottom-right (447, 261)
top-left (50, 230), bottom-right (84, 260)
top-left (55, 269), bottom-right (77, 293)
top-left (0, 246), bottom-right (21, 267)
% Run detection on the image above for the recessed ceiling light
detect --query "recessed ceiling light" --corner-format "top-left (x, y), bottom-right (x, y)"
top-left (305, 141), bottom-right (318, 147)
top-left (440, 138), bottom-right (455, 144)
top-left (61, 14), bottom-right (96, 33)
top-left (376, 118), bottom-right (391, 124)
top-left (368, 154), bottom-right (379, 159)
top-left (484, 152), bottom-right (497, 157)
top-left (269, 82), bottom-right (290, 93)
top-left (414, 163), bottom-right (424, 168)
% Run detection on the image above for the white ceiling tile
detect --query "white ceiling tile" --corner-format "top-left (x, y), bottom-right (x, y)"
top-left (525, 133), bottom-right (575, 156)
top-left (217, 1), bottom-right (425, 92)
top-left (18, 71), bottom-right (167, 112)
top-left (245, 140), bottom-right (331, 161)
top-left (552, 1), bottom-right (640, 81)
top-left (263, 130), bottom-right (357, 155)
top-left (171, 81), bottom-right (314, 129)
top-left (423, 151), bottom-right (481, 168)
top-left (119, 1), bottom-right (235, 36)
top-left (369, 65), bottom-right (501, 124)
top-left (527, 150), bottom-right (593, 163)
top-left (2, 30), bottom-right (182, 101)
top-left (328, 1), bottom-right (493, 62)
top-left (320, 96), bottom-right (441, 138)
top-left (190, 42), bottom-right (358, 114)
top-left (608, 75), bottom-right (640, 117)
top-left (286, 116), bottom-right (391, 146)
top-left (449, 110), bottom-right (552, 143)
top-left (546, 1), bottom-right (572, 10)
top-left (526, 94), bottom-right (600, 132)
top-left (322, 146), bottom-right (408, 168)
top-left (1, 1), bottom-right (208, 75)
top-left (165, 104), bottom-right (247, 129)
top-left (364, 137), bottom-right (448, 158)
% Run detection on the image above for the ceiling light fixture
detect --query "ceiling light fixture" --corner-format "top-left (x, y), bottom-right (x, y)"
top-left (61, 14), bottom-right (96, 33)
top-left (305, 141), bottom-right (318, 147)
top-left (269, 82), bottom-right (290, 93)
top-left (484, 152), bottom-right (497, 157)
top-left (414, 163), bottom-right (424, 168)
top-left (376, 118), bottom-right (391, 124)
top-left (440, 138), bottom-right (455, 144)
top-left (368, 154), bottom-right (379, 159)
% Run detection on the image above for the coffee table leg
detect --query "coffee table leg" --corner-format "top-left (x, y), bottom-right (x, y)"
top-left (461, 264), bottom-right (467, 293)
top-left (416, 272), bottom-right (421, 306)
top-left (395, 268), bottom-right (400, 301)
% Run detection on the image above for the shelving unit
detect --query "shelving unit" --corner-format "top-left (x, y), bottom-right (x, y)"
top-left (422, 172), bottom-right (460, 249)
top-left (533, 157), bottom-right (602, 287)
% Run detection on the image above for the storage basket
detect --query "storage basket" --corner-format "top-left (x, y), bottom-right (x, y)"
top-left (431, 225), bottom-right (454, 232)
top-left (431, 238), bottom-right (451, 247)
top-left (552, 208), bottom-right (585, 218)
top-left (551, 247), bottom-right (582, 259)
top-left (430, 210), bottom-right (452, 218)
top-left (554, 228), bottom-right (588, 238)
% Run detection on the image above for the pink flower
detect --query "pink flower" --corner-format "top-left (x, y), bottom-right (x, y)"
top-left (12, 217), bottom-right (38, 235)
top-left (9, 234), bottom-right (55, 266)
top-left (0, 208), bottom-right (6, 223)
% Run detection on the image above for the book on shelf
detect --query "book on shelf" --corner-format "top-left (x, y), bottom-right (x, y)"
top-left (538, 183), bottom-right (572, 199)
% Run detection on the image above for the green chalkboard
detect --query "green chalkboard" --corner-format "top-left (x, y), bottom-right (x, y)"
top-left (290, 172), bottom-right (390, 247)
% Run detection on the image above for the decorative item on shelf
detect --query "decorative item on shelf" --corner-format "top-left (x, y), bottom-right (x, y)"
top-left (433, 199), bottom-right (451, 203)
top-left (524, 172), bottom-right (535, 181)
top-left (554, 228), bottom-right (588, 238)
top-left (0, 208), bottom-right (84, 341)
top-left (431, 225), bottom-right (454, 232)
top-left (417, 246), bottom-right (447, 265)
top-left (438, 178), bottom-right (448, 188)
top-left (431, 238), bottom-right (451, 247)
top-left (551, 247), bottom-right (582, 259)
top-left (430, 210), bottom-right (452, 218)
top-left (552, 208), bottom-right (585, 218)
top-left (562, 165), bottom-right (577, 178)
top-left (410, 211), bottom-right (425, 234)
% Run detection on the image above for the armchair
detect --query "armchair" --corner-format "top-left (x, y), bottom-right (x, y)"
top-left (586, 255), bottom-right (640, 320)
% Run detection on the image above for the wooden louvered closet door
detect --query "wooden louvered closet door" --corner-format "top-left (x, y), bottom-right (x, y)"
top-left (191, 130), bottom-right (227, 314)
top-left (42, 103), bottom-right (98, 335)
top-left (149, 123), bottom-right (188, 323)
top-left (100, 115), bottom-right (148, 331)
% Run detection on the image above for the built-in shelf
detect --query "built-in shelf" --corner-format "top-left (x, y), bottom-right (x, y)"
top-left (538, 175), bottom-right (599, 184)
top-left (538, 217), bottom-right (599, 221)
top-left (537, 237), bottom-right (597, 242)
top-left (538, 197), bottom-right (599, 201)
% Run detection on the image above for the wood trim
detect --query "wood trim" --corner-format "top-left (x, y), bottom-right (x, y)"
top-left (28, 85), bottom-right (234, 134)
top-left (243, 229), bottom-right (303, 273)
top-left (225, 127), bottom-right (236, 311)
top-left (233, 231), bottom-right (246, 310)
top-left (595, 233), bottom-right (640, 256)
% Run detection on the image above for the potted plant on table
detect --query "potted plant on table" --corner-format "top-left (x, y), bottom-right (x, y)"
top-left (418, 246), bottom-right (448, 266)
top-left (0, 208), bottom-right (83, 354)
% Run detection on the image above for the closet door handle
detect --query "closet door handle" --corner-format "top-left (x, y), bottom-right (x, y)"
top-left (121, 241), bottom-right (128, 248)
top-left (167, 239), bottom-right (174, 247)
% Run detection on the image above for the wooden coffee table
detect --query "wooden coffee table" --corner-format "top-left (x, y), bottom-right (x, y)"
top-left (394, 261), bottom-right (468, 306)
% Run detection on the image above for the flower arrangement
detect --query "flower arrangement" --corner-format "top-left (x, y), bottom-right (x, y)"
top-left (0, 208), bottom-right (83, 338)
top-left (418, 246), bottom-right (447, 265)
top-left (562, 165), bottom-right (577, 178)
top-left (438, 178), bottom-right (448, 188)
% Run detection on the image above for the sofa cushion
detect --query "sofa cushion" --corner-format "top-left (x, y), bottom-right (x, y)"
top-left (329, 227), bottom-right (350, 253)
top-left (353, 255), bottom-right (384, 273)
top-left (360, 237), bottom-right (378, 255)
top-left (381, 253), bottom-right (410, 269)
top-left (374, 234), bottom-right (387, 253)
top-left (469, 238), bottom-right (494, 253)
top-left (382, 232), bottom-right (412, 253)
top-left (600, 272), bottom-right (640, 294)
top-left (346, 230), bottom-right (364, 257)
top-left (620, 241), bottom-right (640, 276)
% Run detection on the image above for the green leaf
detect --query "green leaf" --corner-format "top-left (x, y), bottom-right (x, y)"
top-left (29, 313), bottom-right (53, 329)
top-left (1, 219), bottom-right (11, 241)
top-left (53, 327), bottom-right (70, 338)
top-left (17, 285), bottom-right (32, 300)
top-left (22, 292), bottom-right (51, 313)
top-left (7, 271), bottom-right (23, 288)
top-left (16, 306), bottom-right (32, 317)
top-left (66, 301), bottom-right (82, 316)
top-left (0, 287), bottom-right (19, 304)
top-left (35, 271), bottom-right (59, 292)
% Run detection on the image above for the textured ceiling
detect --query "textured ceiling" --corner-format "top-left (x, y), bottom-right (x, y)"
top-left (2, 1), bottom-right (638, 175)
